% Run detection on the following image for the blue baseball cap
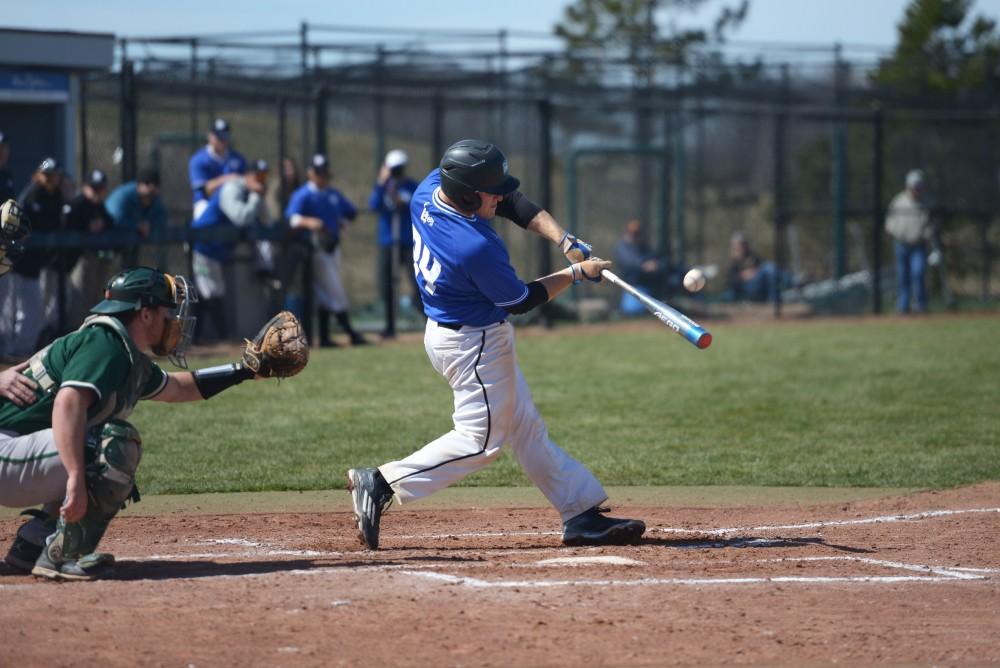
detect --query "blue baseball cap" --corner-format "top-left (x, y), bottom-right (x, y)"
top-left (251, 158), bottom-right (269, 173)
top-left (210, 118), bottom-right (231, 140)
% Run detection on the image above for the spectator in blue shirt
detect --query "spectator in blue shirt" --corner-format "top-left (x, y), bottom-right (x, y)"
top-left (190, 159), bottom-right (270, 343)
top-left (368, 149), bottom-right (422, 339)
top-left (104, 167), bottom-right (167, 266)
top-left (188, 118), bottom-right (247, 219)
top-left (613, 218), bottom-right (666, 315)
top-left (286, 153), bottom-right (367, 347)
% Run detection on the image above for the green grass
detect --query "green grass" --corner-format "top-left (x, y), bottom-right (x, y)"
top-left (133, 315), bottom-right (1000, 494)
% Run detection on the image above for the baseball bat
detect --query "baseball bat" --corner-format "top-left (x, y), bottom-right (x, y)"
top-left (600, 269), bottom-right (712, 349)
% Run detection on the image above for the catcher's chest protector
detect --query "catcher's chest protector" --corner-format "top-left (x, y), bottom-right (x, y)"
top-left (30, 316), bottom-right (156, 427)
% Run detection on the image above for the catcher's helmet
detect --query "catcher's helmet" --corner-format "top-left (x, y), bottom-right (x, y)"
top-left (439, 140), bottom-right (520, 212)
top-left (91, 266), bottom-right (179, 314)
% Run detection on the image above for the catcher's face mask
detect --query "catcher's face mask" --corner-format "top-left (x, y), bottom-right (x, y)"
top-left (151, 273), bottom-right (198, 368)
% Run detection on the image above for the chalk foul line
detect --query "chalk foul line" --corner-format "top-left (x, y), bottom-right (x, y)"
top-left (654, 507), bottom-right (1000, 536)
top-left (400, 570), bottom-right (988, 589)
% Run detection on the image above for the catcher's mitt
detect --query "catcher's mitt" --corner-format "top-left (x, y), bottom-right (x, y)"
top-left (242, 310), bottom-right (309, 378)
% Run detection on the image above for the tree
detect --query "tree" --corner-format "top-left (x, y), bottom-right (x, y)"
top-left (553, 0), bottom-right (749, 86)
top-left (870, 0), bottom-right (1000, 104)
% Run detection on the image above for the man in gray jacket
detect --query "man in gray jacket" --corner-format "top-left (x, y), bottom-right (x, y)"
top-left (885, 169), bottom-right (935, 314)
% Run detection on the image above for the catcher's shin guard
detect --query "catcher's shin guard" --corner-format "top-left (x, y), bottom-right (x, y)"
top-left (34, 420), bottom-right (141, 579)
top-left (4, 509), bottom-right (55, 573)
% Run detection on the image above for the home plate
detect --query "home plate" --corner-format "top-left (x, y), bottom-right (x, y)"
top-left (537, 556), bottom-right (644, 566)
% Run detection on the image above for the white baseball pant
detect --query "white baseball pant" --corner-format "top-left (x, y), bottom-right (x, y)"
top-left (379, 320), bottom-right (607, 523)
top-left (0, 273), bottom-right (44, 357)
top-left (313, 247), bottom-right (349, 312)
top-left (192, 251), bottom-right (227, 300)
top-left (0, 429), bottom-right (66, 508)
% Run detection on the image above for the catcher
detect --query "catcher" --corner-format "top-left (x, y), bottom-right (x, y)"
top-left (0, 266), bottom-right (307, 581)
top-left (0, 198), bottom-right (29, 277)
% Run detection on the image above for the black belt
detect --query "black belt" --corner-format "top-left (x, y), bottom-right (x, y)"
top-left (436, 320), bottom-right (505, 331)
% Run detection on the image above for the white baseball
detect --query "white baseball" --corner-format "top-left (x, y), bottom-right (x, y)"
top-left (683, 268), bottom-right (706, 293)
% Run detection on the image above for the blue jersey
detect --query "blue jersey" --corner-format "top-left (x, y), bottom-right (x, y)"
top-left (188, 146), bottom-right (247, 205)
top-left (368, 177), bottom-right (417, 247)
top-left (285, 182), bottom-right (358, 241)
top-left (190, 189), bottom-right (235, 262)
top-left (410, 169), bottom-right (528, 327)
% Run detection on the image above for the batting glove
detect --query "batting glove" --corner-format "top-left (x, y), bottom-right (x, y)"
top-left (559, 232), bottom-right (592, 264)
top-left (571, 257), bottom-right (611, 284)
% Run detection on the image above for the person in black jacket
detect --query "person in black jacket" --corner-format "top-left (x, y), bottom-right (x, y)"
top-left (0, 133), bottom-right (15, 203)
top-left (0, 158), bottom-right (65, 357)
top-left (62, 169), bottom-right (115, 326)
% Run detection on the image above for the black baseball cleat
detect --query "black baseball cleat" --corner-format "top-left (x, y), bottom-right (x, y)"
top-left (4, 509), bottom-right (54, 573)
top-left (561, 506), bottom-right (646, 547)
top-left (346, 467), bottom-right (394, 550)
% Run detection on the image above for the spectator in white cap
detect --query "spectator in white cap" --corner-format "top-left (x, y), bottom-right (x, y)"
top-left (369, 149), bottom-right (422, 338)
top-left (885, 169), bottom-right (936, 313)
top-left (188, 117), bottom-right (248, 219)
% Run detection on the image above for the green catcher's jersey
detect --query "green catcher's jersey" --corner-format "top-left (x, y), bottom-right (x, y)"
top-left (0, 318), bottom-right (168, 435)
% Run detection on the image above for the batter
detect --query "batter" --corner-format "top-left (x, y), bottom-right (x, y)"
top-left (348, 139), bottom-right (646, 549)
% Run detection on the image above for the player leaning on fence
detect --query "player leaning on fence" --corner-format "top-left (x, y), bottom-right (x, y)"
top-left (346, 140), bottom-right (645, 550)
top-left (0, 267), bottom-right (307, 581)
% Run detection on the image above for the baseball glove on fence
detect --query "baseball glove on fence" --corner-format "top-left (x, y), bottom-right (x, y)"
top-left (241, 311), bottom-right (309, 378)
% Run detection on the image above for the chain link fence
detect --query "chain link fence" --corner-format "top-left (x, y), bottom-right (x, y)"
top-left (56, 35), bottom-right (998, 343)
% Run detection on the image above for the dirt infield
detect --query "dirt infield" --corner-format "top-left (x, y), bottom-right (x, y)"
top-left (2, 483), bottom-right (998, 666)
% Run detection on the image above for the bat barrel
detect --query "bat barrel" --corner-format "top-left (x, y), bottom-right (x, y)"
top-left (601, 269), bottom-right (712, 349)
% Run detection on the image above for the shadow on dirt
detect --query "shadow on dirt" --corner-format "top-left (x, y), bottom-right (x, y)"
top-left (108, 552), bottom-right (494, 581)
top-left (641, 535), bottom-right (874, 553)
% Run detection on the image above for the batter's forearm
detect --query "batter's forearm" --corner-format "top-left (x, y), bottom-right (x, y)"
top-left (537, 267), bottom-right (576, 300)
top-left (526, 210), bottom-right (566, 244)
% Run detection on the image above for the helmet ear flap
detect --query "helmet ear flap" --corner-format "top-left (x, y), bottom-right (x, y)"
top-left (440, 171), bottom-right (481, 212)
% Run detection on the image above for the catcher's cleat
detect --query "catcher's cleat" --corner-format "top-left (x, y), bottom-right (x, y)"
top-left (4, 509), bottom-right (54, 573)
top-left (31, 551), bottom-right (115, 582)
top-left (561, 506), bottom-right (646, 547)
top-left (346, 467), bottom-right (394, 550)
